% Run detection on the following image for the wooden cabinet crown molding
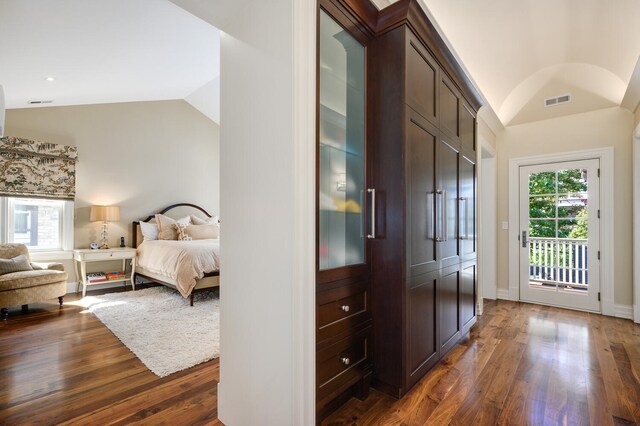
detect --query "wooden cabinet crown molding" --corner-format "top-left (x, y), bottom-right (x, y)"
top-left (320, 0), bottom-right (379, 40)
top-left (375, 0), bottom-right (484, 112)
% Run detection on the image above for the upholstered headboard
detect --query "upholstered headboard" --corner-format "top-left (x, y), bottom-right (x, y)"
top-left (132, 203), bottom-right (214, 248)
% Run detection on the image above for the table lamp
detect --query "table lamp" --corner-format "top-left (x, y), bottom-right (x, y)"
top-left (90, 205), bottom-right (120, 249)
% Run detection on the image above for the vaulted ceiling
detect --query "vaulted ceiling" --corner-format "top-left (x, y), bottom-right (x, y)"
top-left (0, 0), bottom-right (220, 122)
top-left (375, 0), bottom-right (640, 126)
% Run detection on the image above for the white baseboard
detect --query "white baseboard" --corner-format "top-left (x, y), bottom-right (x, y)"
top-left (497, 288), bottom-right (513, 300)
top-left (65, 281), bottom-right (129, 295)
top-left (614, 304), bottom-right (634, 320)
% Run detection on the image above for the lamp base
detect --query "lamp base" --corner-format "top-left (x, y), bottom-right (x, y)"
top-left (99, 221), bottom-right (110, 250)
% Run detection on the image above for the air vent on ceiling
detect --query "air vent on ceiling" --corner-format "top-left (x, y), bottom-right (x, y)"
top-left (544, 94), bottom-right (571, 107)
top-left (28, 100), bottom-right (53, 105)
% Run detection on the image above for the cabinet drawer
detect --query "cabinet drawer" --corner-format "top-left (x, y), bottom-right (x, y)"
top-left (317, 327), bottom-right (371, 402)
top-left (317, 281), bottom-right (369, 343)
top-left (81, 251), bottom-right (134, 261)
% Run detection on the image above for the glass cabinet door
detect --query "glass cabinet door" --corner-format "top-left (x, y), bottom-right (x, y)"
top-left (318, 10), bottom-right (366, 271)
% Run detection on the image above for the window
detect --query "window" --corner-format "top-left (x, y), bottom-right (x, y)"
top-left (0, 197), bottom-right (74, 252)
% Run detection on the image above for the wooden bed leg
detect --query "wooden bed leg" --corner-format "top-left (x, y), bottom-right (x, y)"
top-left (190, 293), bottom-right (194, 307)
top-left (58, 296), bottom-right (64, 307)
top-left (21, 304), bottom-right (28, 313)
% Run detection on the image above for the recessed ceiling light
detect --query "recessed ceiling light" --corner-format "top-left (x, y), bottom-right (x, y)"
top-left (44, 77), bottom-right (55, 82)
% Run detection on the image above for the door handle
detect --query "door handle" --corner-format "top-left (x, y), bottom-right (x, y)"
top-left (427, 192), bottom-right (435, 240)
top-left (436, 189), bottom-right (447, 242)
top-left (459, 197), bottom-right (467, 240)
top-left (441, 189), bottom-right (447, 241)
top-left (522, 230), bottom-right (528, 248)
top-left (367, 188), bottom-right (375, 239)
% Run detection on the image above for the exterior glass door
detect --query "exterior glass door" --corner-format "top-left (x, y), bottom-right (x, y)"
top-left (519, 159), bottom-right (600, 312)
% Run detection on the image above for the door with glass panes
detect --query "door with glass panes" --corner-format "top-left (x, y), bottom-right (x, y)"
top-left (519, 159), bottom-right (600, 312)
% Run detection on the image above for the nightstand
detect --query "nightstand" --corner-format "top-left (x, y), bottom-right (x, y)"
top-left (73, 247), bottom-right (137, 297)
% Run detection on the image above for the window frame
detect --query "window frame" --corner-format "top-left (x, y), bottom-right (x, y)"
top-left (0, 196), bottom-right (74, 259)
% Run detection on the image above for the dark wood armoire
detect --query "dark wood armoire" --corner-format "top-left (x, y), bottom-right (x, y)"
top-left (316, 0), bottom-right (483, 420)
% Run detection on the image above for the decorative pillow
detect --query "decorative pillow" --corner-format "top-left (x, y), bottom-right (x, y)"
top-left (190, 214), bottom-right (220, 225)
top-left (183, 224), bottom-right (219, 240)
top-left (175, 223), bottom-right (193, 241)
top-left (155, 214), bottom-right (191, 240)
top-left (0, 254), bottom-right (33, 276)
top-left (139, 221), bottom-right (159, 241)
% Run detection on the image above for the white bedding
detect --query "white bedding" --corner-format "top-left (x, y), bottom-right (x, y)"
top-left (136, 239), bottom-right (220, 297)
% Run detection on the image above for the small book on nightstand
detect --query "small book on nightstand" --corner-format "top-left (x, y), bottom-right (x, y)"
top-left (106, 271), bottom-right (126, 280)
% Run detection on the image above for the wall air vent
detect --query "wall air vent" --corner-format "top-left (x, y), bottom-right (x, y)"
top-left (28, 100), bottom-right (53, 105)
top-left (544, 94), bottom-right (571, 107)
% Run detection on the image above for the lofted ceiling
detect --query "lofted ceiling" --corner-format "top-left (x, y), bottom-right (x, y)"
top-left (374, 0), bottom-right (640, 126)
top-left (0, 0), bottom-right (220, 122)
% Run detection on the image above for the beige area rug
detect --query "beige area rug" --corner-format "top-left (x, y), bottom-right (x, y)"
top-left (78, 286), bottom-right (219, 377)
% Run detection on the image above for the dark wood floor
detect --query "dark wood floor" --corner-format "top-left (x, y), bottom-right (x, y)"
top-left (3, 294), bottom-right (640, 426)
top-left (0, 287), bottom-right (221, 426)
top-left (323, 299), bottom-right (640, 426)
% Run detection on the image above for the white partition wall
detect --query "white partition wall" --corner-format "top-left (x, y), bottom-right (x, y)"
top-left (634, 122), bottom-right (640, 323)
top-left (217, 1), bottom-right (316, 424)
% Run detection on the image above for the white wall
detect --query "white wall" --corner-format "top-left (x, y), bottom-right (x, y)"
top-left (496, 106), bottom-right (634, 306)
top-left (217, 0), bottom-right (315, 424)
top-left (5, 100), bottom-right (220, 282)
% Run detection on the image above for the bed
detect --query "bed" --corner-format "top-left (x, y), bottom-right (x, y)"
top-left (132, 203), bottom-right (220, 306)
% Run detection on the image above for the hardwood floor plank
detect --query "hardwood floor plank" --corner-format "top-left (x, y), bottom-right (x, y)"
top-left (325, 300), bottom-right (640, 426)
top-left (0, 291), bottom-right (219, 425)
top-left (590, 314), bottom-right (637, 424)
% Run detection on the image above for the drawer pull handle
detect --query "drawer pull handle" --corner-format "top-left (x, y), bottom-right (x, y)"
top-left (340, 357), bottom-right (350, 366)
top-left (340, 305), bottom-right (350, 313)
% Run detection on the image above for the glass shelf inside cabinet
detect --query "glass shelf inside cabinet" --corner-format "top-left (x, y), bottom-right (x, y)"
top-left (319, 10), bottom-right (365, 271)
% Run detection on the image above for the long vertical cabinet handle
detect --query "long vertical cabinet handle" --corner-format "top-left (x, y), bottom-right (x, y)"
top-left (427, 192), bottom-right (435, 240)
top-left (441, 189), bottom-right (448, 241)
top-left (359, 190), bottom-right (364, 238)
top-left (435, 189), bottom-right (447, 242)
top-left (367, 188), bottom-right (375, 239)
top-left (459, 197), bottom-right (467, 240)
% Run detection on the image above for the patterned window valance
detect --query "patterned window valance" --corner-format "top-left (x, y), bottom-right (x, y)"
top-left (0, 136), bottom-right (78, 201)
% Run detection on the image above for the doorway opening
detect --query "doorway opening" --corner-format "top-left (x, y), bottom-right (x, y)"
top-left (479, 142), bottom-right (497, 305)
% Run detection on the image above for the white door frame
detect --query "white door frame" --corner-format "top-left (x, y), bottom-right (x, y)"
top-left (508, 148), bottom-right (615, 316)
top-left (633, 123), bottom-right (640, 323)
top-left (478, 137), bottom-right (497, 312)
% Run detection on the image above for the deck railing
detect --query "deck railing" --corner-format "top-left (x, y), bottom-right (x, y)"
top-left (529, 237), bottom-right (588, 289)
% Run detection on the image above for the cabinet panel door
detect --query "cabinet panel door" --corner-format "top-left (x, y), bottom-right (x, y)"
top-left (461, 262), bottom-right (476, 330)
top-left (407, 275), bottom-right (438, 387)
top-left (406, 31), bottom-right (438, 124)
top-left (436, 136), bottom-right (460, 268)
top-left (440, 77), bottom-right (459, 138)
top-left (407, 112), bottom-right (438, 276)
top-left (438, 267), bottom-right (461, 354)
top-left (459, 154), bottom-right (476, 262)
top-left (460, 103), bottom-right (476, 154)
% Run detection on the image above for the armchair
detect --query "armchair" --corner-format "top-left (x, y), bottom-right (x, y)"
top-left (0, 244), bottom-right (68, 320)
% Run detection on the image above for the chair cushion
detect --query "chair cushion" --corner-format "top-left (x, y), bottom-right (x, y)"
top-left (0, 270), bottom-right (68, 291)
top-left (0, 255), bottom-right (33, 276)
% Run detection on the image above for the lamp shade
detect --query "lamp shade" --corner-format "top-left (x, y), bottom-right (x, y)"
top-left (90, 205), bottom-right (120, 222)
